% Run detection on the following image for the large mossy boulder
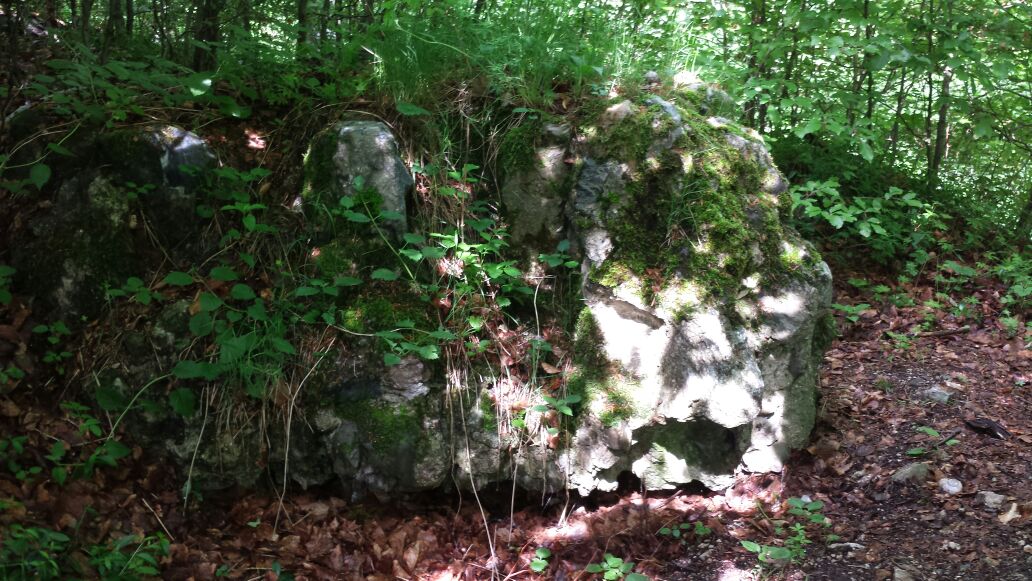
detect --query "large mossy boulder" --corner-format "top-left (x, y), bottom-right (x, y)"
top-left (468, 87), bottom-right (832, 492)
top-left (10, 125), bottom-right (213, 320)
top-left (285, 86), bottom-right (831, 496)
top-left (96, 83), bottom-right (831, 499)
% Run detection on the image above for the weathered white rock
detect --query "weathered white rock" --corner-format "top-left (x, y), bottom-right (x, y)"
top-left (977, 490), bottom-right (1006, 509)
top-left (305, 120), bottom-right (413, 234)
top-left (939, 477), bottom-right (963, 495)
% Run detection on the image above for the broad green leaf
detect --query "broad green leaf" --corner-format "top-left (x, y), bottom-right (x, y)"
top-left (371, 268), bottom-right (399, 281)
top-left (269, 336), bottom-right (296, 354)
top-left (173, 360), bottom-right (221, 380)
top-left (47, 143), bottom-right (74, 156)
top-left (741, 540), bottom-right (761, 552)
top-left (383, 353), bottom-right (402, 365)
top-left (96, 386), bottom-right (128, 412)
top-left (189, 313), bottom-right (214, 336)
top-left (169, 388), bottom-right (197, 416)
top-left (29, 163), bottom-right (51, 189)
top-left (230, 284), bottom-right (256, 300)
top-left (209, 266), bottom-right (238, 281)
top-left (186, 73), bottom-right (213, 96)
top-left (199, 292), bottom-right (223, 312)
top-left (163, 271), bottom-right (193, 286)
top-left (396, 102), bottom-right (431, 116)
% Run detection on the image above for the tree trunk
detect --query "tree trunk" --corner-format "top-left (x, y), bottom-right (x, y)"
top-left (927, 66), bottom-right (952, 190)
top-left (126, 0), bottom-right (133, 37)
top-left (297, 0), bottom-right (307, 49)
top-left (192, 0), bottom-right (222, 70)
top-left (889, 68), bottom-right (907, 163)
top-left (80, 0), bottom-right (93, 38)
top-left (102, 0), bottom-right (125, 59)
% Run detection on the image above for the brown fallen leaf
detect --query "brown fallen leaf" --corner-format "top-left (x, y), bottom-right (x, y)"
top-left (540, 361), bottom-right (562, 375)
top-left (999, 503), bottom-right (1020, 524)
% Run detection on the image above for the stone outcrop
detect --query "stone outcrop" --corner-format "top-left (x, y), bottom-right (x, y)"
top-left (21, 81), bottom-right (831, 499)
top-left (303, 120), bottom-right (413, 236)
top-left (11, 125), bottom-right (213, 320)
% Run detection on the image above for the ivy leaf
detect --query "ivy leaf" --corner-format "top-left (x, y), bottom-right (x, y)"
top-left (383, 353), bottom-right (402, 366)
top-left (293, 286), bottom-right (320, 297)
top-left (334, 276), bottom-right (363, 287)
top-left (396, 102), bottom-right (431, 116)
top-left (169, 388), bottom-right (197, 416)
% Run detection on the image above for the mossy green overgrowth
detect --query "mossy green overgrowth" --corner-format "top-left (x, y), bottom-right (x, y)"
top-left (499, 116), bottom-right (548, 176)
top-left (338, 290), bottom-right (432, 334)
top-left (336, 399), bottom-right (423, 454)
top-left (478, 391), bottom-right (498, 432)
top-left (566, 308), bottom-right (637, 427)
top-left (577, 92), bottom-right (796, 306)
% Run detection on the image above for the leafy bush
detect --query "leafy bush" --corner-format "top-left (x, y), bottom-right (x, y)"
top-left (788, 179), bottom-right (945, 261)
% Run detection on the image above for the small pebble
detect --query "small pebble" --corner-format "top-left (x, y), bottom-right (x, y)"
top-left (939, 477), bottom-right (963, 495)
top-left (976, 490), bottom-right (1006, 509)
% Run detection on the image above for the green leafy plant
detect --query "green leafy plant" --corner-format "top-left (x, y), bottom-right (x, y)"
top-left (741, 497), bottom-right (830, 569)
top-left (658, 520), bottom-right (711, 544)
top-left (530, 547), bottom-right (551, 573)
top-left (885, 331), bottom-right (913, 351)
top-left (31, 322), bottom-right (73, 373)
top-left (106, 277), bottom-right (164, 305)
top-left (831, 303), bottom-right (869, 325)
top-left (0, 524), bottom-right (69, 579)
top-left (87, 533), bottom-right (169, 579)
top-left (585, 553), bottom-right (649, 580)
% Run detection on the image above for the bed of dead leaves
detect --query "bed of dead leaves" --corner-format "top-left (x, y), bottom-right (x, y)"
top-left (2, 262), bottom-right (1029, 581)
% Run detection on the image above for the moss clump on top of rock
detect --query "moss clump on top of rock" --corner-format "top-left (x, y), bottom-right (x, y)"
top-left (578, 93), bottom-right (792, 306)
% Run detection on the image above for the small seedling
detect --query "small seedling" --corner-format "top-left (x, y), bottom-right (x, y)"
top-left (530, 547), bottom-right (551, 573)
top-left (585, 553), bottom-right (649, 580)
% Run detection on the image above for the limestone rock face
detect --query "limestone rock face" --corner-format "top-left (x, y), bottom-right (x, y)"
top-left (11, 126), bottom-right (213, 320)
top-left (500, 123), bottom-right (571, 252)
top-left (304, 120), bottom-right (413, 236)
top-left (86, 95), bottom-right (830, 500)
top-left (492, 93), bottom-right (832, 493)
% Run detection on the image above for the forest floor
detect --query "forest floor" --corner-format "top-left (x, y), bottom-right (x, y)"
top-left (2, 274), bottom-right (1030, 581)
